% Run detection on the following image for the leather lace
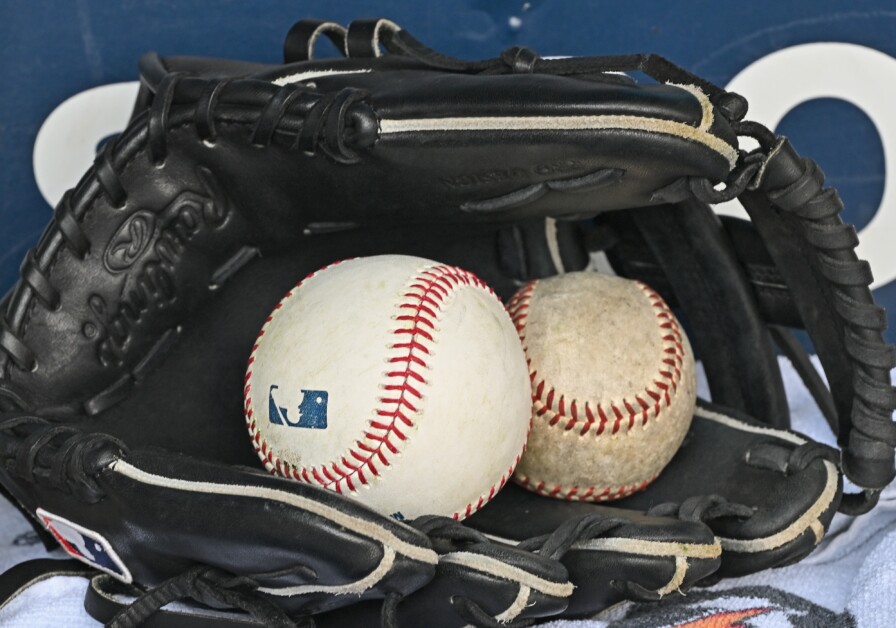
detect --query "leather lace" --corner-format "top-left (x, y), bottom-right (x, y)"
top-left (0, 74), bottom-right (376, 412)
top-left (2, 23), bottom-right (894, 628)
top-left (645, 442), bottom-right (840, 522)
top-left (106, 566), bottom-right (299, 628)
top-left (105, 516), bottom-right (517, 628)
top-left (0, 415), bottom-right (124, 501)
top-left (516, 512), bottom-right (677, 601)
top-left (409, 515), bottom-right (539, 628)
top-left (300, 18), bottom-right (896, 511)
top-left (647, 495), bottom-right (755, 523)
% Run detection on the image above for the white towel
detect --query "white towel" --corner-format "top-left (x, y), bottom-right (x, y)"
top-left (1, 356), bottom-right (893, 627)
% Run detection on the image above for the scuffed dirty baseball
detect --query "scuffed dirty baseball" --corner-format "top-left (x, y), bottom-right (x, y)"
top-left (509, 272), bottom-right (696, 501)
top-left (244, 255), bottom-right (531, 521)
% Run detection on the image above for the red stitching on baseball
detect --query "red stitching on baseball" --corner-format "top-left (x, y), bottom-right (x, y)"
top-left (514, 472), bottom-right (658, 502)
top-left (510, 279), bottom-right (686, 439)
top-left (244, 260), bottom-right (519, 519)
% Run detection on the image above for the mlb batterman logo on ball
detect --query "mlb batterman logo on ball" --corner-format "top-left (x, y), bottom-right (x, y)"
top-left (268, 387), bottom-right (329, 429)
top-left (243, 254), bottom-right (532, 521)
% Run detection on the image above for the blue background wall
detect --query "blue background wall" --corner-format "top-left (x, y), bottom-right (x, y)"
top-left (2, 1), bottom-right (895, 339)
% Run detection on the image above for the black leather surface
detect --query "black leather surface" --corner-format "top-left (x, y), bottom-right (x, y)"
top-left (469, 484), bottom-right (720, 616)
top-left (0, 216), bottom-right (584, 621)
top-left (0, 438), bottom-right (435, 615)
top-left (627, 202), bottom-right (789, 429)
top-left (2, 14), bottom-right (891, 627)
top-left (3, 70), bottom-right (721, 414)
top-left (316, 542), bottom-right (572, 627)
top-left (617, 401), bottom-right (842, 577)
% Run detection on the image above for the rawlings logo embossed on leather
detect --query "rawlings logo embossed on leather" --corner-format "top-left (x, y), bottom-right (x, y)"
top-left (84, 167), bottom-right (234, 367)
top-left (104, 210), bottom-right (156, 272)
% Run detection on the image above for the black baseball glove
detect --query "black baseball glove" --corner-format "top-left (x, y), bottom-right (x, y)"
top-left (0, 16), bottom-right (892, 627)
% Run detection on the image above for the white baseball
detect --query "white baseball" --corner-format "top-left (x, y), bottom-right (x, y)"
top-left (244, 255), bottom-right (531, 520)
top-left (508, 272), bottom-right (696, 501)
